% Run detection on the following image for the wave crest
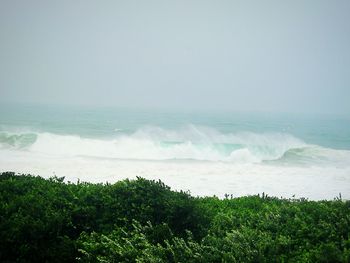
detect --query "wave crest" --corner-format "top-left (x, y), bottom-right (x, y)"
top-left (0, 132), bottom-right (37, 149)
top-left (1, 126), bottom-right (315, 163)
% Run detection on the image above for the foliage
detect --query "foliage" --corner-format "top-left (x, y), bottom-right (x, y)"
top-left (0, 172), bottom-right (349, 262)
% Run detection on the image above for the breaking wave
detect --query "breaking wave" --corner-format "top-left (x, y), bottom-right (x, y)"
top-left (1, 125), bottom-right (349, 165)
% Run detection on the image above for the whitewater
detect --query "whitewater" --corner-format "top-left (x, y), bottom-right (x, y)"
top-left (1, 105), bottom-right (350, 200)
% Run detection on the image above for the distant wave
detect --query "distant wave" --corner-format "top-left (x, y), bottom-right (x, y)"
top-left (268, 146), bottom-right (350, 167)
top-left (1, 126), bottom-right (350, 165)
top-left (0, 132), bottom-right (37, 149)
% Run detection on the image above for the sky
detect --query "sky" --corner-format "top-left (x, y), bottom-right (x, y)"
top-left (0, 0), bottom-right (349, 114)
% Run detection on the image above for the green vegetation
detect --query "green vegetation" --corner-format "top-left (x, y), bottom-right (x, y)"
top-left (0, 172), bottom-right (349, 262)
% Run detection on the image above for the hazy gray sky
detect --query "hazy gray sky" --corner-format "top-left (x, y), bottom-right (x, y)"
top-left (1, 0), bottom-right (349, 114)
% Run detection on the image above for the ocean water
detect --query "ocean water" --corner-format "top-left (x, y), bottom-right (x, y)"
top-left (1, 104), bottom-right (350, 200)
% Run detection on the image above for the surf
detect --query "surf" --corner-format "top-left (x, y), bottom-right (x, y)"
top-left (2, 125), bottom-right (349, 166)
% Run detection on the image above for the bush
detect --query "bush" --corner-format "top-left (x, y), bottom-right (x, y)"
top-left (0, 172), bottom-right (349, 262)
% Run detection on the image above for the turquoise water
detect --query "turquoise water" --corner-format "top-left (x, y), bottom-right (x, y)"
top-left (1, 104), bottom-right (349, 150)
top-left (1, 104), bottom-right (350, 199)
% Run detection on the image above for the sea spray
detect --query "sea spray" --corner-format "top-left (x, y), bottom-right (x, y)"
top-left (1, 125), bottom-right (350, 168)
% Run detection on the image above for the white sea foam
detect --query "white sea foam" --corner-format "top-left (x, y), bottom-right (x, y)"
top-left (0, 126), bottom-right (310, 163)
top-left (1, 149), bottom-right (350, 200)
top-left (1, 126), bottom-right (350, 200)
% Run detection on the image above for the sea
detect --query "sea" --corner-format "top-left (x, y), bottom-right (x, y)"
top-left (1, 104), bottom-right (350, 200)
